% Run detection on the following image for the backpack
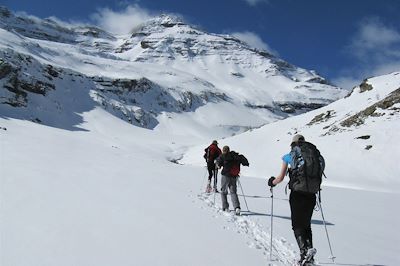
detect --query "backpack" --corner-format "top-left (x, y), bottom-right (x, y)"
top-left (289, 142), bottom-right (325, 194)
top-left (204, 144), bottom-right (221, 163)
top-left (229, 163), bottom-right (241, 177)
top-left (228, 152), bottom-right (249, 177)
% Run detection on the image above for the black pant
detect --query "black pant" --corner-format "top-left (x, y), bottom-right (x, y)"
top-left (289, 191), bottom-right (316, 243)
top-left (207, 162), bottom-right (217, 184)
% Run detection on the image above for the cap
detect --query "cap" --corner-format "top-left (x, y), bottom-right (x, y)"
top-left (212, 140), bottom-right (218, 145)
top-left (292, 134), bottom-right (305, 143)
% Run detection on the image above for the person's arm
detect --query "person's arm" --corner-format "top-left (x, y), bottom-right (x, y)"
top-left (272, 162), bottom-right (288, 185)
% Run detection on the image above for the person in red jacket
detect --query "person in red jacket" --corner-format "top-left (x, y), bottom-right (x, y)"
top-left (204, 140), bottom-right (222, 192)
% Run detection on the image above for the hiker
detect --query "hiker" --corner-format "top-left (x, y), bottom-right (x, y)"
top-left (203, 140), bottom-right (222, 192)
top-left (268, 134), bottom-right (325, 265)
top-left (216, 145), bottom-right (249, 215)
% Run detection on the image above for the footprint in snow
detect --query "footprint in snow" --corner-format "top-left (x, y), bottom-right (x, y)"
top-left (196, 192), bottom-right (297, 265)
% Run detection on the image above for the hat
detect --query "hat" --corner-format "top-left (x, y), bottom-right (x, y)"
top-left (292, 134), bottom-right (305, 143)
top-left (212, 140), bottom-right (218, 145)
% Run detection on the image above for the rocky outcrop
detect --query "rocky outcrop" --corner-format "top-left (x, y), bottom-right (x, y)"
top-left (341, 88), bottom-right (400, 127)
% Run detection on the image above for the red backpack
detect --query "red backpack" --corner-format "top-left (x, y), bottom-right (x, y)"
top-left (228, 153), bottom-right (249, 177)
top-left (229, 163), bottom-right (241, 177)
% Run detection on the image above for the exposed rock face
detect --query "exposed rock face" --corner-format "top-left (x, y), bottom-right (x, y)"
top-left (0, 49), bottom-right (231, 129)
top-left (341, 88), bottom-right (400, 127)
top-left (359, 79), bottom-right (374, 93)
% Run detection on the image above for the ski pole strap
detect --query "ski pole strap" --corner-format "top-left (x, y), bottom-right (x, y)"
top-left (323, 172), bottom-right (328, 179)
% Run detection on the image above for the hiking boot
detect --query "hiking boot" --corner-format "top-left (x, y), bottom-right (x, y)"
top-left (205, 183), bottom-right (212, 193)
top-left (295, 235), bottom-right (307, 264)
top-left (235, 208), bottom-right (241, 216)
top-left (213, 187), bottom-right (219, 193)
top-left (304, 236), bottom-right (315, 264)
top-left (303, 248), bottom-right (316, 265)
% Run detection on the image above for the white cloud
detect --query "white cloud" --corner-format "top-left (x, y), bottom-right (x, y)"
top-left (349, 18), bottom-right (400, 61)
top-left (91, 4), bottom-right (155, 35)
top-left (243, 0), bottom-right (269, 6)
top-left (334, 18), bottom-right (400, 89)
top-left (231, 31), bottom-right (278, 56)
top-left (15, 4), bottom-right (155, 35)
top-left (46, 16), bottom-right (86, 29)
top-left (15, 11), bottom-right (87, 30)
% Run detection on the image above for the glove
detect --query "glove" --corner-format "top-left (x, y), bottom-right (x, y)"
top-left (268, 176), bottom-right (276, 187)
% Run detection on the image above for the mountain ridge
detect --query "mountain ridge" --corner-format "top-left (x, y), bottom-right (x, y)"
top-left (0, 6), bottom-right (346, 141)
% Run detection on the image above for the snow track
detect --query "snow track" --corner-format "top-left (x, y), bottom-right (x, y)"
top-left (197, 192), bottom-right (297, 266)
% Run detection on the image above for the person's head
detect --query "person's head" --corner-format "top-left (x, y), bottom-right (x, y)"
top-left (212, 140), bottom-right (218, 145)
top-left (291, 134), bottom-right (305, 146)
top-left (222, 145), bottom-right (230, 154)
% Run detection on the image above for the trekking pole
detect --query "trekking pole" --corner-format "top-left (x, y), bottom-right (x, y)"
top-left (200, 166), bottom-right (208, 193)
top-left (238, 177), bottom-right (250, 212)
top-left (213, 168), bottom-right (218, 205)
top-left (318, 194), bottom-right (336, 263)
top-left (269, 187), bottom-right (274, 262)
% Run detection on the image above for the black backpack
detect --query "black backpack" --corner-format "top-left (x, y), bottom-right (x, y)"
top-left (289, 142), bottom-right (325, 194)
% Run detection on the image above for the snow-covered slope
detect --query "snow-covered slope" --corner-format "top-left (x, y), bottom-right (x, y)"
top-left (183, 71), bottom-right (400, 192)
top-left (0, 110), bottom-right (272, 266)
top-left (0, 6), bottom-right (346, 142)
top-left (2, 99), bottom-right (400, 266)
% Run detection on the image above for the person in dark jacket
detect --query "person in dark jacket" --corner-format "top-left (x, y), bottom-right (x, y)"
top-left (268, 134), bottom-right (323, 265)
top-left (204, 140), bottom-right (222, 192)
top-left (216, 145), bottom-right (241, 215)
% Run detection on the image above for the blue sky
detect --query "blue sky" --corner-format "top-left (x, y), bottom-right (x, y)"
top-left (2, 0), bottom-right (400, 88)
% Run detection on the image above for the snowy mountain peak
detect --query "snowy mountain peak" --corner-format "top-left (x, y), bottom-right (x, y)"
top-left (128, 13), bottom-right (188, 36)
top-left (152, 14), bottom-right (185, 26)
top-left (0, 6), bottom-right (347, 140)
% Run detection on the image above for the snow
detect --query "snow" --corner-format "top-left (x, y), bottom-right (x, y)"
top-left (1, 110), bottom-right (269, 266)
top-left (2, 75), bottom-right (400, 265)
top-left (1, 7), bottom-right (400, 266)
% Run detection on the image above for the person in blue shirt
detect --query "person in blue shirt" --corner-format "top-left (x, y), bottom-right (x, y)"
top-left (268, 134), bottom-right (318, 265)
